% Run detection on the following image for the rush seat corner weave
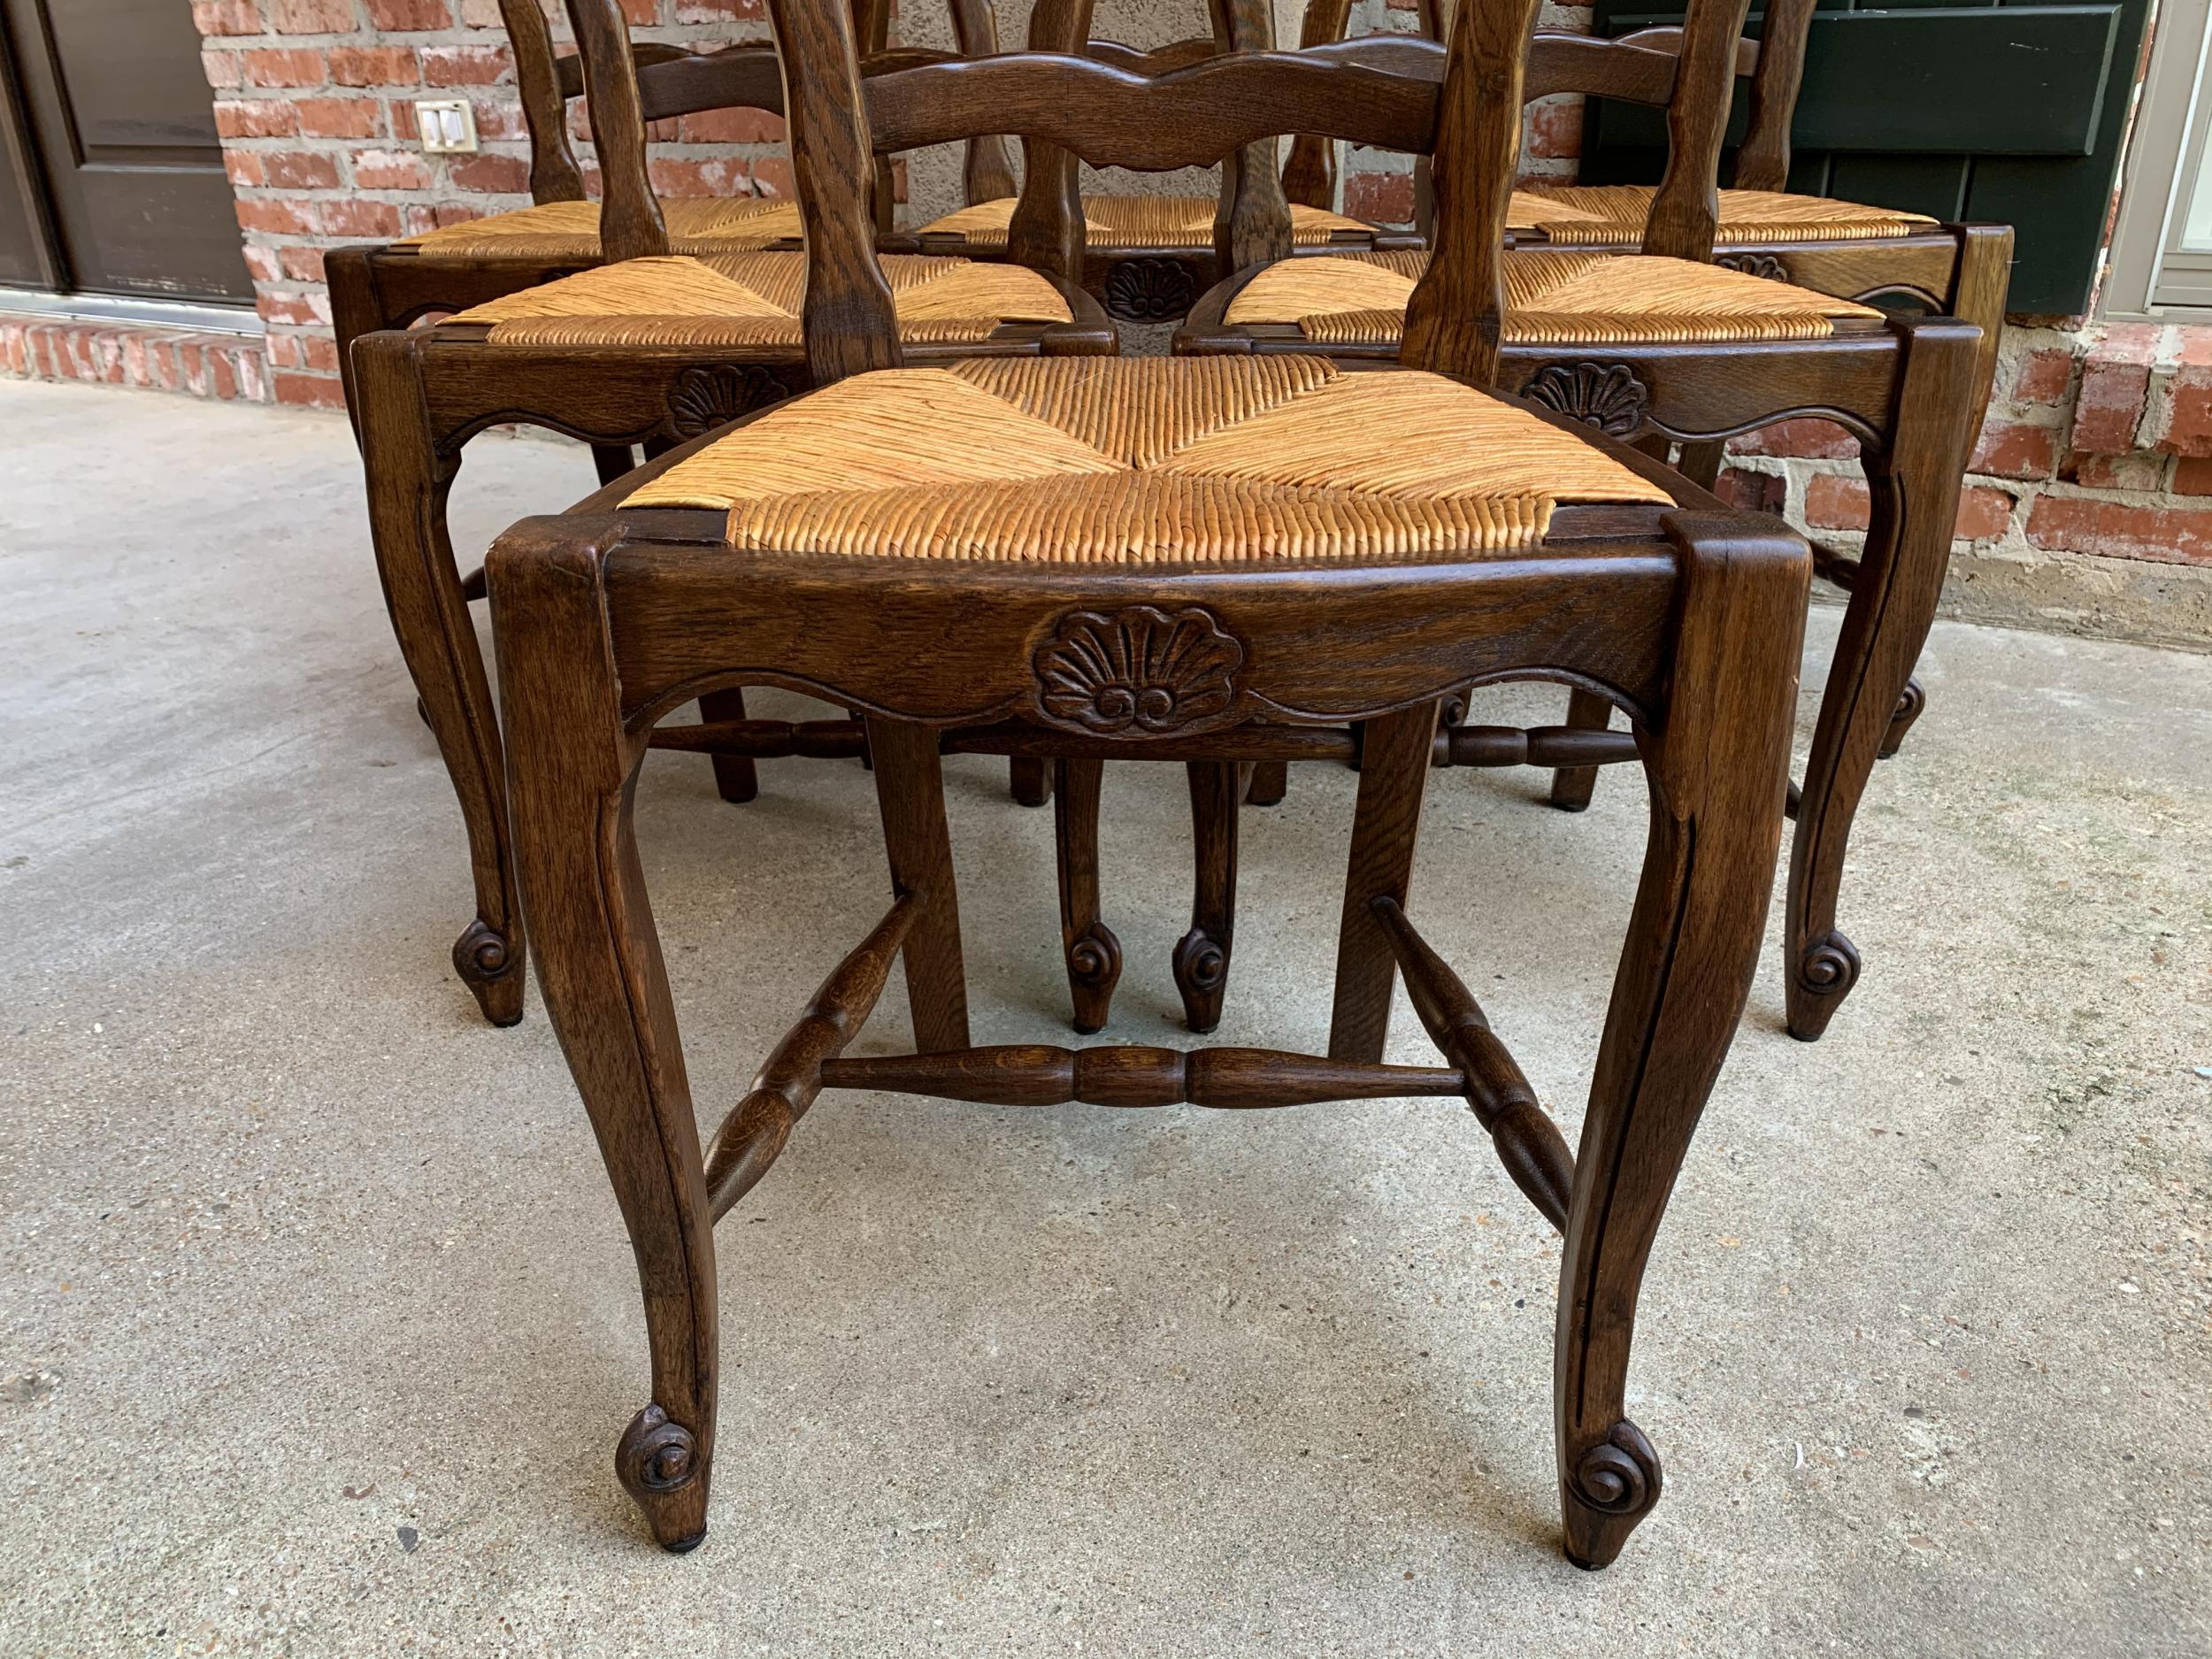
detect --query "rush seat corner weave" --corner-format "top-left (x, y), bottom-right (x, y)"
top-left (396, 197), bottom-right (808, 261)
top-left (447, 252), bottom-right (1076, 347)
top-left (620, 355), bottom-right (1673, 561)
top-left (915, 193), bottom-right (1376, 249)
top-left (1223, 249), bottom-right (1886, 347)
top-left (1510, 185), bottom-right (1940, 247)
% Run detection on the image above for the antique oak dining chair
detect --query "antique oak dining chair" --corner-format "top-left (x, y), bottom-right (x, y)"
top-left (1173, 0), bottom-right (1993, 1041)
top-left (327, 0), bottom-right (1018, 463)
top-left (1480, 0), bottom-right (2011, 452)
top-left (348, 0), bottom-right (1113, 1028)
top-left (483, 0), bottom-right (1811, 1567)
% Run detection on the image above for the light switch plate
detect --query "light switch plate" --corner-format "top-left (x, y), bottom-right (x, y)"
top-left (413, 99), bottom-right (478, 155)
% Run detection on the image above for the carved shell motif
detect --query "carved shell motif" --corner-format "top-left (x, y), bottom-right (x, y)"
top-left (1520, 361), bottom-right (1652, 439)
top-left (1715, 251), bottom-right (1792, 283)
top-left (666, 364), bottom-right (796, 438)
top-left (1033, 606), bottom-right (1243, 734)
top-left (1103, 256), bottom-right (1202, 323)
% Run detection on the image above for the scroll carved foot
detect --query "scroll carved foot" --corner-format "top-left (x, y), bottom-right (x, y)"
top-left (452, 919), bottom-right (524, 1027)
top-left (616, 1404), bottom-right (710, 1553)
top-left (1172, 926), bottom-right (1231, 1034)
top-left (1787, 928), bottom-right (1862, 1043)
top-left (1878, 676), bottom-right (1926, 760)
top-left (1065, 920), bottom-right (1123, 1035)
top-left (1560, 1419), bottom-right (1663, 1570)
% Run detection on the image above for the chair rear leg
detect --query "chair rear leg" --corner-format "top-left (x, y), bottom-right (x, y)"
top-left (1009, 756), bottom-right (1054, 807)
top-left (1328, 703), bottom-right (1442, 1062)
top-left (1556, 513), bottom-right (1809, 1569)
top-left (1054, 759), bottom-right (1121, 1033)
top-left (1245, 759), bottom-right (1288, 805)
top-left (1548, 688), bottom-right (1617, 811)
top-left (489, 528), bottom-right (718, 1553)
top-left (354, 331), bottom-right (526, 1026)
top-left (594, 444), bottom-right (640, 486)
top-left (1174, 761), bottom-right (1240, 1033)
top-left (867, 718), bottom-right (972, 1053)
top-left (1786, 320), bottom-right (1980, 1041)
top-left (697, 687), bottom-right (759, 803)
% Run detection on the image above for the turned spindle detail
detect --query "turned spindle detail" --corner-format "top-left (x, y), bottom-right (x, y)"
top-left (703, 892), bottom-right (918, 1217)
top-left (1369, 895), bottom-right (1576, 1229)
top-left (820, 1045), bottom-right (1468, 1109)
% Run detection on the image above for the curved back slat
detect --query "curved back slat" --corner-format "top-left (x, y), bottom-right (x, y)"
top-left (1524, 32), bottom-right (1678, 103)
top-left (859, 52), bottom-right (1445, 164)
top-left (1611, 25), bottom-right (1759, 82)
top-left (627, 44), bottom-right (787, 124)
top-left (1084, 35), bottom-right (1221, 75)
top-left (556, 39), bottom-right (688, 99)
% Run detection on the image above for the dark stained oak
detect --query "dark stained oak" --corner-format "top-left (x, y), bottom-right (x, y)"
top-left (1172, 0), bottom-right (2001, 1039)
top-left (480, 0), bottom-right (1816, 1574)
top-left (347, 0), bottom-right (1115, 1023)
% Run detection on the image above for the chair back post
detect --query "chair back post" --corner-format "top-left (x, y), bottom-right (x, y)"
top-left (1210, 0), bottom-right (1295, 273)
top-left (564, 0), bottom-right (672, 261)
top-left (1735, 0), bottom-right (1813, 192)
top-left (500, 0), bottom-right (588, 203)
top-left (1280, 0), bottom-right (1356, 209)
top-left (1005, 0), bottom-right (1096, 283)
top-left (1640, 0), bottom-right (1754, 263)
top-left (853, 0), bottom-right (900, 232)
top-left (946, 0), bottom-right (1020, 203)
top-left (764, 0), bottom-right (904, 381)
top-left (1400, 0), bottom-right (1544, 384)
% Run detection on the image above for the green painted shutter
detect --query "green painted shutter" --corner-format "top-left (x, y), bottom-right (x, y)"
top-left (1578, 1), bottom-right (2152, 315)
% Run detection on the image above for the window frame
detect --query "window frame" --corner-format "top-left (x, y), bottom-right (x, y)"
top-left (2106, 0), bottom-right (2212, 319)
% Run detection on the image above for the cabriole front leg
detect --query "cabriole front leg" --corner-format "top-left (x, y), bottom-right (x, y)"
top-left (1786, 321), bottom-right (1980, 1041)
top-left (353, 333), bottom-right (526, 1026)
top-left (488, 528), bottom-right (718, 1552)
top-left (1557, 514), bottom-right (1809, 1568)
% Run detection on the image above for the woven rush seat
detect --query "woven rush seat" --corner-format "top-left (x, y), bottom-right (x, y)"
top-left (622, 355), bottom-right (1671, 561)
top-left (1223, 249), bottom-right (1886, 347)
top-left (397, 197), bottom-right (806, 261)
top-left (914, 193), bottom-right (1376, 249)
top-left (1509, 186), bottom-right (1939, 247)
top-left (445, 251), bottom-right (1074, 346)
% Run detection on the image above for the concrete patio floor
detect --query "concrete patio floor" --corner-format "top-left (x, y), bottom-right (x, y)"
top-left (3, 377), bottom-right (2208, 1656)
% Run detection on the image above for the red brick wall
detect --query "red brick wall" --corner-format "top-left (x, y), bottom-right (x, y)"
top-left (1717, 322), bottom-right (2212, 574)
top-left (2, 0), bottom-right (2204, 589)
top-left (191, 0), bottom-right (784, 410)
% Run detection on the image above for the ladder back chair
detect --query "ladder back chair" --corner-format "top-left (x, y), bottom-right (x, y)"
top-left (1499, 0), bottom-right (2011, 454)
top-left (326, 0), bottom-right (1018, 450)
top-left (349, 0), bottom-right (1113, 1027)
top-left (1176, 0), bottom-right (1995, 1041)
top-left (485, 0), bottom-right (1811, 1567)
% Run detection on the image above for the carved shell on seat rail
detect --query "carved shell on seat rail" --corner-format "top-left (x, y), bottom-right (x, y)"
top-left (1033, 606), bottom-right (1243, 734)
top-left (666, 364), bottom-right (797, 438)
top-left (1103, 256), bottom-right (1203, 322)
top-left (1519, 361), bottom-right (1652, 440)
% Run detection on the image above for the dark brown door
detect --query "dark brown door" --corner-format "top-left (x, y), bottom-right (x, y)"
top-left (0, 0), bottom-right (251, 303)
